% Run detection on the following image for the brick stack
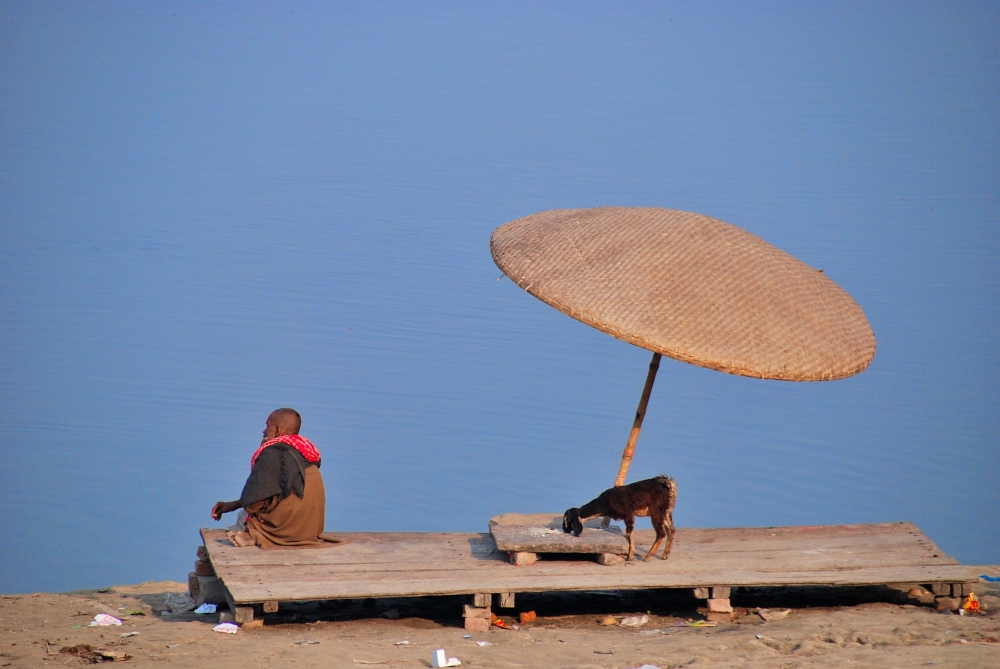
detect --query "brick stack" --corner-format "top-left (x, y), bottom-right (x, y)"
top-left (932, 582), bottom-right (976, 612)
top-left (188, 545), bottom-right (228, 607)
top-left (463, 593), bottom-right (492, 632)
top-left (694, 586), bottom-right (733, 622)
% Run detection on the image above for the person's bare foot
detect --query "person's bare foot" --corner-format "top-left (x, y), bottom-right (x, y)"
top-left (226, 530), bottom-right (255, 547)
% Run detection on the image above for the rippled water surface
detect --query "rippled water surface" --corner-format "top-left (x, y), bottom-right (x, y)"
top-left (2, 4), bottom-right (998, 593)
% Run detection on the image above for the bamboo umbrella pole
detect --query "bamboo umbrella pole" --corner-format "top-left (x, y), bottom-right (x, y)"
top-left (613, 352), bottom-right (662, 486)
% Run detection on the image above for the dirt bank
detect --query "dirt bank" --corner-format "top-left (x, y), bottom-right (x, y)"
top-left (3, 571), bottom-right (999, 668)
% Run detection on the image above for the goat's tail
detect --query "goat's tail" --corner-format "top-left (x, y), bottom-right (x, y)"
top-left (654, 475), bottom-right (678, 506)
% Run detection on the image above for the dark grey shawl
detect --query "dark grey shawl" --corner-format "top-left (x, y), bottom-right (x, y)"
top-left (240, 443), bottom-right (319, 507)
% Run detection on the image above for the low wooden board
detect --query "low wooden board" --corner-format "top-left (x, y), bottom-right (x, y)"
top-left (491, 524), bottom-right (629, 554)
top-left (200, 522), bottom-right (976, 605)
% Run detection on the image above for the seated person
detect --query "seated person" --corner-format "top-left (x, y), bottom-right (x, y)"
top-left (211, 408), bottom-right (327, 549)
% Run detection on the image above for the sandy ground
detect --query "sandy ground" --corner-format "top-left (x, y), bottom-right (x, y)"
top-left (3, 570), bottom-right (999, 668)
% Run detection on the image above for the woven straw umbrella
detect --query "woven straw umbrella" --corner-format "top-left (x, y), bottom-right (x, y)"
top-left (490, 207), bottom-right (876, 486)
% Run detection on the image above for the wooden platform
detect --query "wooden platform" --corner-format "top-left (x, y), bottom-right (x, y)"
top-left (201, 522), bottom-right (976, 606)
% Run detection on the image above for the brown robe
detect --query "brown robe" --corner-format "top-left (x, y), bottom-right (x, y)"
top-left (245, 465), bottom-right (326, 549)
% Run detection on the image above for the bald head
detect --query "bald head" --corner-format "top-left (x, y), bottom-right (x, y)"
top-left (263, 408), bottom-right (301, 441)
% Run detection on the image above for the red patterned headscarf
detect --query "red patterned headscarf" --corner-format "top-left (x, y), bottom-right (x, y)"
top-left (250, 434), bottom-right (321, 470)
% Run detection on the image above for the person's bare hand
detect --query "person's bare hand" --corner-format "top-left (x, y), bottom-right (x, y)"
top-left (212, 501), bottom-right (240, 521)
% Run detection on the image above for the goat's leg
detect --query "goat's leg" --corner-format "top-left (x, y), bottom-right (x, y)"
top-left (643, 511), bottom-right (665, 561)
top-left (661, 511), bottom-right (675, 559)
top-left (644, 535), bottom-right (664, 561)
top-left (624, 515), bottom-right (635, 561)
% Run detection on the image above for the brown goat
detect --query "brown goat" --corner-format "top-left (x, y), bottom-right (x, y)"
top-left (563, 476), bottom-right (677, 561)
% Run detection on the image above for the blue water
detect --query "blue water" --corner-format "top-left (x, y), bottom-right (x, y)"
top-left (1, 3), bottom-right (997, 593)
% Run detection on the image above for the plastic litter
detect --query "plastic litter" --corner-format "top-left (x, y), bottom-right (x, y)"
top-left (461, 634), bottom-right (471, 639)
top-left (962, 593), bottom-right (980, 613)
top-left (675, 620), bottom-right (715, 627)
top-left (89, 614), bottom-right (122, 627)
top-left (599, 616), bottom-right (618, 626)
top-left (980, 575), bottom-right (1000, 582)
top-left (631, 665), bottom-right (663, 669)
top-left (519, 610), bottom-right (536, 625)
top-left (476, 640), bottom-right (495, 646)
top-left (162, 592), bottom-right (196, 615)
top-left (394, 640), bottom-right (410, 645)
top-left (194, 603), bottom-right (217, 614)
top-left (431, 648), bottom-right (461, 667)
top-left (294, 639), bottom-right (319, 645)
top-left (757, 608), bottom-right (791, 620)
top-left (620, 614), bottom-right (650, 627)
top-left (213, 623), bottom-right (239, 634)
top-left (120, 631), bottom-right (139, 638)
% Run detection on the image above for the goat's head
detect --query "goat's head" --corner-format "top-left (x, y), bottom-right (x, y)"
top-left (562, 508), bottom-right (584, 537)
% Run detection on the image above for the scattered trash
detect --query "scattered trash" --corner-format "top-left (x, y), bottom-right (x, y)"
top-left (380, 608), bottom-right (400, 619)
top-left (491, 618), bottom-right (514, 630)
top-left (213, 623), bottom-right (239, 634)
top-left (631, 665), bottom-right (663, 669)
top-left (461, 634), bottom-right (471, 639)
top-left (641, 629), bottom-right (665, 635)
top-left (162, 592), bottom-right (196, 615)
top-left (120, 631), bottom-right (139, 638)
top-left (756, 634), bottom-right (773, 640)
top-left (294, 639), bottom-right (319, 645)
top-left (980, 575), bottom-right (1000, 582)
top-left (538, 568), bottom-right (554, 573)
top-left (165, 644), bottom-right (180, 648)
top-left (89, 614), bottom-right (123, 627)
top-left (599, 616), bottom-right (618, 626)
top-left (963, 593), bottom-right (980, 613)
top-left (394, 640), bottom-right (410, 645)
top-left (675, 620), bottom-right (715, 627)
top-left (757, 608), bottom-right (791, 621)
top-left (620, 614), bottom-right (650, 627)
top-left (242, 619), bottom-right (264, 630)
top-left (519, 610), bottom-right (536, 625)
top-left (125, 611), bottom-right (145, 616)
top-left (60, 645), bottom-right (129, 662)
top-left (431, 648), bottom-right (461, 667)
top-left (476, 640), bottom-right (495, 647)
top-left (118, 606), bottom-right (128, 610)
top-left (594, 649), bottom-right (614, 655)
top-left (194, 603), bottom-right (217, 614)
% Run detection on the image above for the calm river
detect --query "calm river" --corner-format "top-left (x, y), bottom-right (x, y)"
top-left (1, 3), bottom-right (997, 593)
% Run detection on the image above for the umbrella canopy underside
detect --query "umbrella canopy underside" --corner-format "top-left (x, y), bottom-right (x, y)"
top-left (491, 207), bottom-right (876, 381)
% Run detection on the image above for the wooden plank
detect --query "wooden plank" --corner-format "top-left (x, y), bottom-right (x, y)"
top-left (491, 525), bottom-right (628, 554)
top-left (202, 524), bottom-right (947, 565)
top-left (220, 564), bottom-right (978, 602)
top-left (205, 537), bottom-right (958, 576)
top-left (208, 543), bottom-right (961, 585)
top-left (202, 527), bottom-right (949, 569)
top-left (489, 513), bottom-right (605, 529)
